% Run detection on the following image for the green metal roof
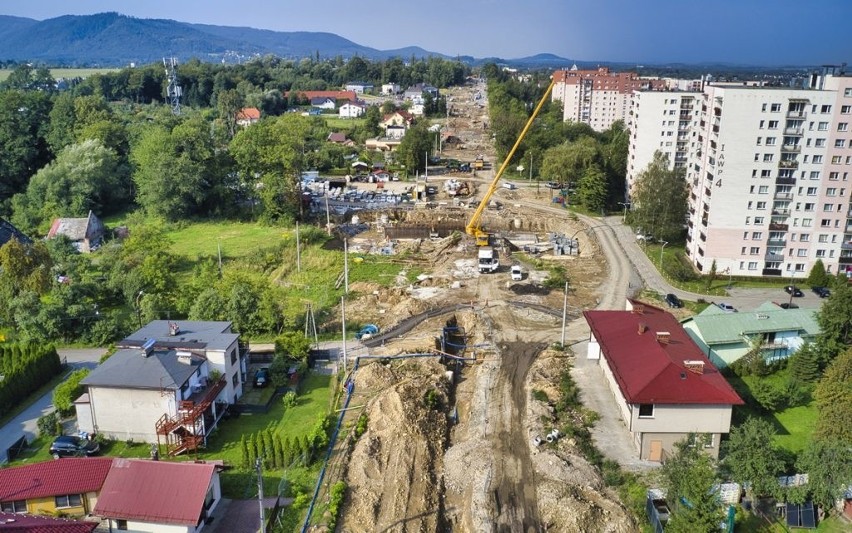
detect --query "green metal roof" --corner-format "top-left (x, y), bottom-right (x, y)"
top-left (681, 303), bottom-right (820, 344)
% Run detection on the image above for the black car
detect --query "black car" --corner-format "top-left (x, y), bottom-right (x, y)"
top-left (664, 293), bottom-right (683, 308)
top-left (784, 285), bottom-right (804, 297)
top-left (254, 368), bottom-right (270, 388)
top-left (812, 286), bottom-right (831, 298)
top-left (49, 435), bottom-right (100, 459)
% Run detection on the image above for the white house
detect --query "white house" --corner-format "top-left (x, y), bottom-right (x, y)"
top-left (339, 101), bottom-right (366, 118)
top-left (94, 459), bottom-right (221, 533)
top-left (584, 300), bottom-right (743, 461)
top-left (77, 321), bottom-right (245, 455)
top-left (681, 302), bottom-right (820, 368)
top-left (345, 81), bottom-right (374, 94)
top-left (310, 97), bottom-right (336, 110)
top-left (381, 83), bottom-right (400, 95)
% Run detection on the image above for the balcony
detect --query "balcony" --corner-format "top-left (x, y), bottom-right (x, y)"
top-left (841, 242), bottom-right (852, 251)
top-left (767, 239), bottom-right (787, 246)
top-left (839, 256), bottom-right (852, 265)
top-left (762, 268), bottom-right (783, 276)
top-left (779, 160), bottom-right (799, 169)
top-left (769, 222), bottom-right (789, 231)
top-left (786, 110), bottom-right (807, 119)
top-left (781, 144), bottom-right (801, 153)
top-left (704, 188), bottom-right (712, 198)
top-left (784, 127), bottom-right (803, 136)
top-left (775, 177), bottom-right (796, 185)
top-left (764, 252), bottom-right (785, 262)
top-left (772, 208), bottom-right (790, 216)
top-left (699, 232), bottom-right (707, 242)
top-left (774, 192), bottom-right (793, 200)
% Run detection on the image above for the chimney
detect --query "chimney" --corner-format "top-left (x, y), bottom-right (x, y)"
top-left (141, 338), bottom-right (156, 357)
top-left (632, 304), bottom-right (645, 315)
top-left (638, 322), bottom-right (648, 334)
top-left (684, 360), bottom-right (705, 374)
top-left (656, 331), bottom-right (671, 344)
top-left (169, 322), bottom-right (180, 336)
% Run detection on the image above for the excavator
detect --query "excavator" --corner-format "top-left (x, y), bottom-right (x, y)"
top-left (465, 77), bottom-right (556, 246)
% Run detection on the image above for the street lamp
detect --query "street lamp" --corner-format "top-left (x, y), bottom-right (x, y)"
top-left (660, 241), bottom-right (669, 267)
top-left (135, 290), bottom-right (144, 328)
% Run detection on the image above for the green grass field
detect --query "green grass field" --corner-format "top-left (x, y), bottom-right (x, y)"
top-left (322, 116), bottom-right (365, 130)
top-left (165, 221), bottom-right (287, 262)
top-left (0, 68), bottom-right (119, 82)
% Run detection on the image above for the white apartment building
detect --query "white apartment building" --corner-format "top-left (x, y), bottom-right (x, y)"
top-left (680, 75), bottom-right (852, 278)
top-left (627, 91), bottom-right (702, 192)
top-left (551, 67), bottom-right (667, 131)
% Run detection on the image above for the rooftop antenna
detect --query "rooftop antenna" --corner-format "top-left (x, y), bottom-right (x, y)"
top-left (164, 57), bottom-right (182, 115)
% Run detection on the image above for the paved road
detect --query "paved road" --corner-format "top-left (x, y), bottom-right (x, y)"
top-left (0, 348), bottom-right (105, 464)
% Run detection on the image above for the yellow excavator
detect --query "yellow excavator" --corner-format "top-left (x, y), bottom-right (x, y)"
top-left (465, 77), bottom-right (556, 246)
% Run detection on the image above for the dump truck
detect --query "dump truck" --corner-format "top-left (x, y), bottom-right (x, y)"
top-left (478, 247), bottom-right (499, 273)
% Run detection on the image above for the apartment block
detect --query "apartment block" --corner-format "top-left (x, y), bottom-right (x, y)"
top-left (680, 75), bottom-right (852, 278)
top-left (551, 66), bottom-right (666, 131)
top-left (627, 91), bottom-right (702, 192)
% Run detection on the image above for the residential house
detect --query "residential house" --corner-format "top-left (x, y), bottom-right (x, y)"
top-left (235, 107), bottom-right (260, 127)
top-left (0, 457), bottom-right (113, 517)
top-left (76, 321), bottom-right (245, 454)
top-left (94, 458), bottom-right (221, 533)
top-left (380, 111), bottom-right (414, 140)
top-left (584, 299), bottom-right (743, 461)
top-left (0, 217), bottom-right (31, 247)
top-left (381, 82), bottom-right (400, 96)
top-left (365, 138), bottom-right (402, 152)
top-left (0, 513), bottom-right (98, 532)
top-left (404, 83), bottom-right (439, 104)
top-left (310, 97), bottom-right (336, 110)
top-left (345, 81), bottom-right (374, 94)
top-left (327, 132), bottom-right (354, 146)
top-left (338, 101), bottom-right (366, 119)
top-left (681, 302), bottom-right (820, 368)
top-left (47, 211), bottom-right (104, 253)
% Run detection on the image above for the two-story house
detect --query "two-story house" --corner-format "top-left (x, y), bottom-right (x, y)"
top-left (339, 101), bottom-right (366, 118)
top-left (76, 321), bottom-right (245, 455)
top-left (94, 459), bottom-right (221, 533)
top-left (584, 300), bottom-right (743, 461)
top-left (681, 302), bottom-right (820, 368)
top-left (0, 458), bottom-right (113, 517)
top-left (380, 111), bottom-right (414, 139)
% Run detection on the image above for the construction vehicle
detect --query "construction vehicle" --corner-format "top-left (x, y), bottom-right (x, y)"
top-left (478, 247), bottom-right (499, 273)
top-left (473, 157), bottom-right (485, 170)
top-left (465, 77), bottom-right (556, 246)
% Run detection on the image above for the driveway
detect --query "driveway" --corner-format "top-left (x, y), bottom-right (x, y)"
top-left (0, 347), bottom-right (105, 464)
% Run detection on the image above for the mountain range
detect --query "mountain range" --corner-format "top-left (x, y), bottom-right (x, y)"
top-left (0, 12), bottom-right (574, 68)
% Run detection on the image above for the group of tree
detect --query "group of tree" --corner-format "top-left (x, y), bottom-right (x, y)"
top-left (484, 68), bottom-right (629, 213)
top-left (629, 151), bottom-right (689, 243)
top-left (0, 342), bottom-right (62, 417)
top-left (239, 414), bottom-right (331, 469)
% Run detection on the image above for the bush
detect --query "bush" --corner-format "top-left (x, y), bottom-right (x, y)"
top-left (327, 481), bottom-right (347, 531)
top-left (282, 391), bottom-right (297, 409)
top-left (531, 389), bottom-right (549, 403)
top-left (751, 381), bottom-right (784, 411)
top-left (601, 459), bottom-right (625, 487)
top-left (53, 369), bottom-right (90, 416)
top-left (663, 252), bottom-right (699, 282)
top-left (37, 412), bottom-right (61, 437)
top-left (354, 413), bottom-right (368, 439)
top-left (423, 389), bottom-right (441, 410)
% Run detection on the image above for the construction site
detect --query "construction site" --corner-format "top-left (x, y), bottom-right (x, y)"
top-left (308, 81), bottom-right (637, 532)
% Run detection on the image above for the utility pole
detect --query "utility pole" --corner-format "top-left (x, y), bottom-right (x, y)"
top-left (344, 238), bottom-right (349, 294)
top-left (217, 240), bottom-right (223, 278)
top-left (256, 458), bottom-right (265, 533)
top-left (295, 222), bottom-right (301, 273)
top-left (163, 57), bottom-right (182, 115)
top-left (325, 190), bottom-right (331, 235)
top-left (341, 297), bottom-right (347, 372)
top-left (425, 151), bottom-right (428, 180)
top-left (561, 281), bottom-right (568, 348)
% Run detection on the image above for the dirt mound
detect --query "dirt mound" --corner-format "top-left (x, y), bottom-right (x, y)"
top-left (340, 358), bottom-right (451, 531)
top-left (509, 283), bottom-right (552, 295)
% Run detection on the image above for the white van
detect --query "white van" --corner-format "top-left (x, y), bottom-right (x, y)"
top-left (510, 265), bottom-right (523, 281)
top-left (501, 182), bottom-right (516, 190)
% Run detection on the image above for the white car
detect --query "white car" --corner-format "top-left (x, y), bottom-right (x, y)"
top-left (717, 303), bottom-right (737, 313)
top-left (510, 265), bottom-right (523, 281)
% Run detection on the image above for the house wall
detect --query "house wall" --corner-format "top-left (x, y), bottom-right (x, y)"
top-left (27, 496), bottom-right (87, 517)
top-left (205, 340), bottom-right (242, 404)
top-left (75, 399), bottom-right (95, 434)
top-left (630, 403), bottom-right (734, 435)
top-left (106, 519), bottom-right (191, 533)
top-left (597, 350), bottom-right (632, 430)
top-left (339, 104), bottom-right (365, 118)
top-left (638, 432), bottom-right (722, 461)
top-left (586, 335), bottom-right (602, 360)
top-left (88, 387), bottom-right (175, 442)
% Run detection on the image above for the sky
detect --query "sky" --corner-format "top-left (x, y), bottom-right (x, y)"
top-left (3, 0), bottom-right (851, 66)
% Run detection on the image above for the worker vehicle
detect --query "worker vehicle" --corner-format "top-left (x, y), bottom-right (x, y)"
top-left (510, 265), bottom-right (523, 281)
top-left (478, 247), bottom-right (499, 273)
top-left (465, 78), bottom-right (556, 246)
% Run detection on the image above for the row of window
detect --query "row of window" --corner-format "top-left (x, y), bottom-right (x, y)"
top-left (761, 103), bottom-right (837, 114)
top-left (757, 137), bottom-right (851, 148)
top-left (740, 261), bottom-right (810, 273)
top-left (1, 494), bottom-right (82, 513)
top-left (758, 120), bottom-right (848, 132)
top-left (740, 246), bottom-right (838, 258)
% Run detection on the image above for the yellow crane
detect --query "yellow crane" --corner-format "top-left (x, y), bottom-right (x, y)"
top-left (465, 77), bottom-right (556, 246)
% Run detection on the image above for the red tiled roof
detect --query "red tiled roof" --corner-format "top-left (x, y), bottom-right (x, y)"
top-left (0, 458), bottom-right (113, 501)
top-left (94, 459), bottom-right (215, 527)
top-left (583, 301), bottom-right (743, 405)
top-left (0, 512), bottom-right (98, 533)
top-left (236, 107), bottom-right (260, 120)
top-left (284, 90), bottom-right (357, 103)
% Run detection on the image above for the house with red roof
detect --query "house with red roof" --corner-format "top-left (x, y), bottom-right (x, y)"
top-left (0, 457), bottom-right (113, 517)
top-left (583, 299), bottom-right (743, 461)
top-left (94, 459), bottom-right (220, 533)
top-left (235, 107), bottom-right (260, 127)
top-left (0, 512), bottom-right (98, 533)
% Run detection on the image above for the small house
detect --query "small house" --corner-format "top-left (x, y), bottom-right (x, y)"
top-left (47, 211), bottom-right (105, 253)
top-left (339, 101), bottom-right (366, 118)
top-left (345, 82), bottom-right (374, 94)
top-left (236, 107), bottom-right (260, 127)
top-left (310, 97), bottom-right (337, 110)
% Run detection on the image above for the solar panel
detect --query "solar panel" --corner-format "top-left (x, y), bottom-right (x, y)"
top-left (801, 501), bottom-right (816, 528)
top-left (786, 503), bottom-right (800, 527)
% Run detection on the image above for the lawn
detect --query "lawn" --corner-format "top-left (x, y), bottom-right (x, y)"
top-left (322, 116), bottom-right (365, 130)
top-left (165, 221), bottom-right (287, 262)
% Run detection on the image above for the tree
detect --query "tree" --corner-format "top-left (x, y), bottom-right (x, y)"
top-left (797, 439), bottom-right (852, 512)
top-left (396, 121), bottom-right (433, 174)
top-left (53, 369), bottom-right (91, 416)
top-left (705, 260), bottom-right (717, 292)
top-left (0, 90), bottom-right (52, 202)
top-left (661, 438), bottom-right (722, 533)
top-left (789, 343), bottom-right (821, 384)
top-left (540, 137), bottom-right (604, 189)
top-left (577, 164), bottom-right (608, 212)
top-left (630, 151), bottom-right (688, 243)
top-left (806, 259), bottom-right (830, 288)
top-left (217, 89), bottom-right (244, 140)
top-left (722, 417), bottom-right (784, 499)
top-left (274, 331), bottom-right (312, 361)
top-left (814, 281), bottom-right (852, 365)
top-left (813, 347), bottom-right (852, 443)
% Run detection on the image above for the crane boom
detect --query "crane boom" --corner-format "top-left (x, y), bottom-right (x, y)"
top-left (465, 77), bottom-right (556, 245)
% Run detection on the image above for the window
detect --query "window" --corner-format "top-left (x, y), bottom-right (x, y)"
top-left (832, 156), bottom-right (843, 164)
top-left (797, 249), bottom-right (808, 257)
top-left (748, 262), bottom-right (758, 270)
top-left (800, 233), bottom-right (810, 242)
top-left (750, 247), bottom-right (760, 255)
top-left (830, 172), bottom-right (840, 180)
top-left (756, 136), bottom-right (762, 145)
top-left (754, 153), bottom-right (760, 162)
top-left (759, 120), bottom-right (765, 128)
top-left (824, 204), bottom-right (834, 212)
top-left (802, 218), bottom-right (813, 227)
top-left (230, 349), bottom-right (237, 365)
top-left (765, 137), bottom-right (777, 146)
top-left (815, 138), bottom-right (826, 147)
top-left (836, 139), bottom-right (847, 148)
top-left (768, 120), bottom-right (779, 129)
top-left (743, 232), bottom-right (749, 240)
top-left (839, 123), bottom-right (849, 132)
top-left (754, 217), bottom-right (765, 224)
top-left (745, 217), bottom-right (751, 225)
top-left (842, 105), bottom-right (851, 114)
top-left (795, 263), bottom-right (806, 272)
top-left (752, 232), bottom-right (762, 239)
top-left (761, 169), bottom-right (772, 177)
top-left (761, 103), bottom-right (767, 112)
top-left (807, 187), bottom-right (818, 195)
top-left (810, 171), bottom-right (821, 180)
top-left (747, 201), bottom-right (753, 209)
top-left (820, 219), bottom-right (832, 228)
top-left (741, 246), bottom-right (747, 254)
top-left (232, 372), bottom-right (239, 387)
top-left (771, 103), bottom-right (782, 112)
top-left (845, 88), bottom-right (852, 97)
top-left (816, 249), bottom-right (827, 257)
top-left (1, 500), bottom-right (26, 513)
top-left (54, 494), bottom-right (83, 508)
top-left (116, 520), bottom-right (128, 531)
top-left (812, 155), bottom-right (823, 163)
top-left (763, 154), bottom-right (774, 162)
top-left (758, 185), bottom-right (769, 194)
top-left (756, 201), bottom-right (767, 210)
top-left (818, 122), bottom-right (829, 131)
top-left (638, 404), bottom-right (654, 418)
top-left (688, 433), bottom-right (715, 448)
top-left (818, 234), bottom-right (829, 243)
top-left (821, 105), bottom-right (832, 113)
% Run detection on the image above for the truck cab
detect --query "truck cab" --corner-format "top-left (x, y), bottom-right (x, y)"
top-left (478, 247), bottom-right (499, 273)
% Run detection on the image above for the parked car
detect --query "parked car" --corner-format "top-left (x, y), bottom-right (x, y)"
top-left (717, 303), bottom-right (737, 313)
top-left (812, 286), bottom-right (831, 298)
top-left (510, 265), bottom-right (523, 281)
top-left (253, 368), bottom-right (270, 388)
top-left (545, 181), bottom-right (563, 189)
top-left (49, 435), bottom-right (100, 459)
top-left (784, 285), bottom-right (804, 297)
top-left (664, 293), bottom-right (683, 308)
